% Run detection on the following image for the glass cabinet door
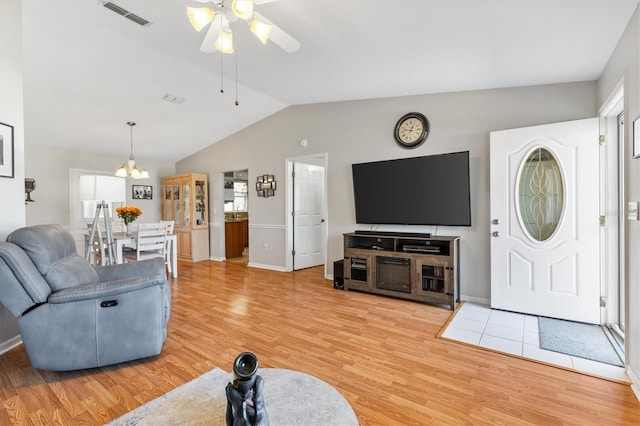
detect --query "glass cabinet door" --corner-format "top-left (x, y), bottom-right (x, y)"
top-left (183, 182), bottom-right (190, 226)
top-left (164, 184), bottom-right (173, 221)
top-left (173, 185), bottom-right (181, 226)
top-left (195, 179), bottom-right (206, 226)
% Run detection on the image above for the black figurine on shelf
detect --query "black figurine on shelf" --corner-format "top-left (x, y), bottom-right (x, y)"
top-left (225, 352), bottom-right (268, 426)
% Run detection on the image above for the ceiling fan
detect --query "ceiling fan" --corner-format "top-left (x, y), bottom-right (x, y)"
top-left (187, 0), bottom-right (301, 54)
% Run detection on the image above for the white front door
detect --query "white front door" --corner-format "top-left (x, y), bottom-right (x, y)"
top-left (490, 118), bottom-right (600, 324)
top-left (293, 162), bottom-right (325, 270)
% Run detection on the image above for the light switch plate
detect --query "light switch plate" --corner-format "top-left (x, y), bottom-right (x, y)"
top-left (628, 201), bottom-right (639, 221)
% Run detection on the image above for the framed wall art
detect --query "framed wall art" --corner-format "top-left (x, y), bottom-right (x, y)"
top-left (634, 117), bottom-right (640, 158)
top-left (256, 174), bottom-right (276, 197)
top-left (132, 185), bottom-right (153, 200)
top-left (0, 122), bottom-right (14, 178)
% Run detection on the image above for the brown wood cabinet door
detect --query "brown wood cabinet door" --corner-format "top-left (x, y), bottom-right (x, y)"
top-left (225, 222), bottom-right (244, 258)
top-left (242, 220), bottom-right (249, 247)
top-left (177, 230), bottom-right (191, 258)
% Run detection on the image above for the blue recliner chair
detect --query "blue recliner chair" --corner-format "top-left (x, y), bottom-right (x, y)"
top-left (0, 224), bottom-right (171, 371)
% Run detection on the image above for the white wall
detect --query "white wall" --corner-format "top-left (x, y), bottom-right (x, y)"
top-left (177, 81), bottom-right (597, 302)
top-left (0, 0), bottom-right (25, 350)
top-left (598, 4), bottom-right (640, 399)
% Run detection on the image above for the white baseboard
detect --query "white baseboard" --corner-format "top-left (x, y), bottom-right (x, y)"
top-left (0, 335), bottom-right (22, 356)
top-left (209, 256), bottom-right (225, 262)
top-left (247, 262), bottom-right (286, 272)
top-left (460, 295), bottom-right (491, 306)
top-left (627, 365), bottom-right (640, 402)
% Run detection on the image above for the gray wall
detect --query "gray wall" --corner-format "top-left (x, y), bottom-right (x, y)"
top-left (25, 145), bottom-right (175, 227)
top-left (177, 81), bottom-right (597, 303)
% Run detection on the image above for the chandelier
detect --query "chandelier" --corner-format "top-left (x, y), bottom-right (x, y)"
top-left (115, 122), bottom-right (149, 179)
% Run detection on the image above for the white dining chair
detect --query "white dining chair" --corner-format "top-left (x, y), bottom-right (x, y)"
top-left (159, 220), bottom-right (175, 275)
top-left (123, 223), bottom-right (168, 275)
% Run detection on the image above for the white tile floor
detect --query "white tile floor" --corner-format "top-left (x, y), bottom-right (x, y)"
top-left (441, 302), bottom-right (629, 382)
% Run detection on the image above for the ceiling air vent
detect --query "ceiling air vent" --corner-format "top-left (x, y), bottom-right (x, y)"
top-left (101, 1), bottom-right (151, 27)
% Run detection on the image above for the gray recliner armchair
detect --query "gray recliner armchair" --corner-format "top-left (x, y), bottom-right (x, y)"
top-left (0, 224), bottom-right (170, 371)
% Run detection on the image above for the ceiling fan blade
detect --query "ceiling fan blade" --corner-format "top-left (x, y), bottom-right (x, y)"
top-left (252, 11), bottom-right (300, 53)
top-left (200, 15), bottom-right (223, 52)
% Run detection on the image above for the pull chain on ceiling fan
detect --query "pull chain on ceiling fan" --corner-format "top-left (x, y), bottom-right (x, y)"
top-left (187, 0), bottom-right (300, 105)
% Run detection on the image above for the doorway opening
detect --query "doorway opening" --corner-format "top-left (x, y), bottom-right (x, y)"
top-left (285, 153), bottom-right (328, 274)
top-left (223, 169), bottom-right (249, 264)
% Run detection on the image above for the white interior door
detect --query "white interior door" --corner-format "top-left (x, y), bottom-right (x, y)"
top-left (293, 162), bottom-right (325, 270)
top-left (490, 118), bottom-right (600, 324)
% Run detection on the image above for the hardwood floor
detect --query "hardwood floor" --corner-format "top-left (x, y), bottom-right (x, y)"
top-left (0, 260), bottom-right (639, 425)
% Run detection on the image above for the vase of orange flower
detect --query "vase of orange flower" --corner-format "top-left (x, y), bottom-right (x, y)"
top-left (116, 206), bottom-right (142, 234)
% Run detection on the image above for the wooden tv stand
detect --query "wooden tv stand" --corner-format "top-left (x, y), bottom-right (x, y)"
top-left (343, 232), bottom-right (460, 310)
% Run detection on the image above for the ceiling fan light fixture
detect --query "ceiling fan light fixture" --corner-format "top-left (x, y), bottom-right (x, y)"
top-left (215, 29), bottom-right (234, 54)
top-left (187, 7), bottom-right (215, 32)
top-left (250, 18), bottom-right (272, 44)
top-left (231, 0), bottom-right (254, 20)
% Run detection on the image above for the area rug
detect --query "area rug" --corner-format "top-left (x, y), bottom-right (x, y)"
top-left (107, 368), bottom-right (358, 426)
top-left (538, 317), bottom-right (623, 367)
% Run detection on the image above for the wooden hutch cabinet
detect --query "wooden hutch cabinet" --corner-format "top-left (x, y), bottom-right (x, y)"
top-left (161, 173), bottom-right (210, 262)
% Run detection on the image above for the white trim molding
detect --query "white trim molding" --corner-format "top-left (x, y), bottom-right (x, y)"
top-left (0, 335), bottom-right (22, 356)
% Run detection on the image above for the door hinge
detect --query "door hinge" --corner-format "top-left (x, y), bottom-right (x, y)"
top-left (600, 296), bottom-right (606, 307)
top-left (291, 250), bottom-right (296, 256)
top-left (599, 135), bottom-right (606, 146)
top-left (291, 210), bottom-right (295, 217)
top-left (599, 215), bottom-right (606, 226)
top-left (291, 171), bottom-right (295, 178)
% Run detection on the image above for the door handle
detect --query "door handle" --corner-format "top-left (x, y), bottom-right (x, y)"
top-left (492, 231), bottom-right (500, 237)
top-left (492, 219), bottom-right (499, 225)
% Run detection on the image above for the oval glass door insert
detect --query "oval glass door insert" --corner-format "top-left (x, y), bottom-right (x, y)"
top-left (518, 147), bottom-right (564, 242)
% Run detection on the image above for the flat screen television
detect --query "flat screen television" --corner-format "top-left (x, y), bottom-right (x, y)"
top-left (351, 151), bottom-right (471, 226)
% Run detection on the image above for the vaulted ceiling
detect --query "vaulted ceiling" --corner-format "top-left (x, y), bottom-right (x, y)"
top-left (21, 0), bottom-right (639, 163)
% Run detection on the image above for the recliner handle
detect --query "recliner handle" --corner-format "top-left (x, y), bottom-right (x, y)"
top-left (100, 300), bottom-right (118, 308)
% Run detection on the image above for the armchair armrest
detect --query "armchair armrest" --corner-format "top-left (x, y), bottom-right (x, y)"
top-left (94, 258), bottom-right (165, 283)
top-left (48, 274), bottom-right (165, 304)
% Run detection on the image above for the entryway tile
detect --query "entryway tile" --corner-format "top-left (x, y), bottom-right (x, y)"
top-left (441, 302), bottom-right (628, 382)
top-left (479, 334), bottom-right (523, 356)
top-left (484, 323), bottom-right (524, 342)
top-left (523, 330), bottom-right (539, 345)
top-left (524, 315), bottom-right (539, 333)
top-left (522, 344), bottom-right (572, 368)
top-left (571, 356), bottom-right (627, 381)
top-left (442, 326), bottom-right (482, 345)
top-left (487, 309), bottom-right (525, 330)
top-left (448, 316), bottom-right (486, 334)
top-left (456, 305), bottom-right (491, 323)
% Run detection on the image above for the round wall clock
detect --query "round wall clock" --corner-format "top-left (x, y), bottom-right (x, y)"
top-left (394, 112), bottom-right (430, 148)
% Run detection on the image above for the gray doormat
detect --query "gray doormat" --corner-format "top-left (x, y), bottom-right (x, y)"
top-left (538, 317), bottom-right (623, 367)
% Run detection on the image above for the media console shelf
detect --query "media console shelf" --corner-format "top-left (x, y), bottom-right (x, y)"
top-left (343, 232), bottom-right (460, 310)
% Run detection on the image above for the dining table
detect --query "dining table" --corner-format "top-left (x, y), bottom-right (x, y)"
top-left (85, 232), bottom-right (178, 278)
